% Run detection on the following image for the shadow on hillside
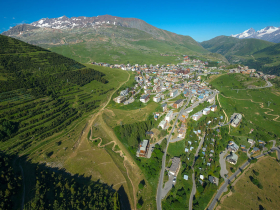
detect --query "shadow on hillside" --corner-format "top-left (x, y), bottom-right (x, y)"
top-left (1, 152), bottom-right (130, 210)
top-left (118, 185), bottom-right (132, 210)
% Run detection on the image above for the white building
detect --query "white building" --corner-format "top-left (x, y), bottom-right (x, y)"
top-left (165, 110), bottom-right (173, 122)
top-left (159, 120), bottom-right (167, 129)
top-left (203, 108), bottom-right (211, 115)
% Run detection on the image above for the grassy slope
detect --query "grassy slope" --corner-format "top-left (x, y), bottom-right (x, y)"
top-left (201, 36), bottom-right (274, 57)
top-left (8, 26), bottom-right (229, 65)
top-left (210, 73), bottom-right (280, 138)
top-left (218, 156), bottom-right (280, 210)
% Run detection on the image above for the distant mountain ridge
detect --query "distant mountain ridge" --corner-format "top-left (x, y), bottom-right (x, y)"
top-left (1, 15), bottom-right (228, 65)
top-left (231, 26), bottom-right (280, 43)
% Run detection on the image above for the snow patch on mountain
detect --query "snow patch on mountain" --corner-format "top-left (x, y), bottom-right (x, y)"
top-left (231, 26), bottom-right (280, 43)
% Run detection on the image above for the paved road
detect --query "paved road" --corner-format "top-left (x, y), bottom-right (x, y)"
top-left (161, 174), bottom-right (175, 199)
top-left (232, 80), bottom-right (273, 91)
top-left (161, 93), bottom-right (183, 103)
top-left (207, 146), bottom-right (280, 210)
top-left (219, 151), bottom-right (228, 179)
top-left (189, 134), bottom-right (205, 210)
top-left (156, 94), bottom-right (192, 210)
top-left (169, 137), bottom-right (184, 143)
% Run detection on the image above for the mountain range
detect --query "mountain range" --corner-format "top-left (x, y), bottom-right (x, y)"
top-left (232, 26), bottom-right (280, 43)
top-left (1, 15), bottom-right (227, 65)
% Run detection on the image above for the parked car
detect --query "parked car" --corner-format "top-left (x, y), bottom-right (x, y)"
top-left (173, 176), bottom-right (177, 183)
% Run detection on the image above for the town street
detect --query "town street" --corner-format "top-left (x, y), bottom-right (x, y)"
top-left (156, 94), bottom-right (192, 210)
top-left (156, 91), bottom-right (218, 210)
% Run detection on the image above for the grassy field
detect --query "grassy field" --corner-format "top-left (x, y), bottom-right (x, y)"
top-left (167, 140), bottom-right (185, 157)
top-left (210, 74), bottom-right (280, 139)
top-left (218, 156), bottom-right (280, 210)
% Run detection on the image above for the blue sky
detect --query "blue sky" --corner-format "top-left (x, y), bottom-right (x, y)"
top-left (1, 0), bottom-right (280, 42)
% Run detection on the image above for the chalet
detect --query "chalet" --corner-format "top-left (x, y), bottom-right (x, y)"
top-left (114, 96), bottom-right (126, 104)
top-left (140, 94), bottom-right (150, 103)
top-left (179, 116), bottom-right (186, 123)
top-left (192, 111), bottom-right (203, 121)
top-left (200, 174), bottom-right (204, 180)
top-left (211, 105), bottom-right (217, 112)
top-left (227, 141), bottom-right (239, 152)
top-left (146, 131), bottom-right (154, 137)
top-left (136, 140), bottom-right (149, 157)
top-left (226, 153), bottom-right (238, 165)
top-left (248, 139), bottom-right (255, 145)
top-left (184, 175), bottom-right (188, 180)
top-left (203, 107), bottom-right (211, 115)
top-left (178, 126), bottom-right (186, 138)
top-left (230, 113), bottom-right (242, 127)
top-left (252, 147), bottom-right (260, 153)
top-left (258, 140), bottom-right (265, 144)
top-left (208, 176), bottom-right (218, 185)
top-left (240, 145), bottom-right (246, 149)
top-left (173, 99), bottom-right (184, 109)
top-left (208, 95), bottom-right (215, 103)
top-left (169, 157), bottom-right (181, 176)
top-left (162, 103), bottom-right (167, 112)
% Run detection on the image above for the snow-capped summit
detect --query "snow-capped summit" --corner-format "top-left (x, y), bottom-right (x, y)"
top-left (231, 26), bottom-right (280, 43)
top-left (232, 28), bottom-right (256, 38)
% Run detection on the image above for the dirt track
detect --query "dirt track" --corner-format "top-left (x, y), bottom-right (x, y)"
top-left (220, 94), bottom-right (280, 122)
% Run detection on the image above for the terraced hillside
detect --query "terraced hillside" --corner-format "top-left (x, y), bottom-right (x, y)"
top-left (0, 35), bottom-right (140, 209)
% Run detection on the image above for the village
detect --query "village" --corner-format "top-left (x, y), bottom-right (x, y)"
top-left (92, 56), bottom-right (276, 208)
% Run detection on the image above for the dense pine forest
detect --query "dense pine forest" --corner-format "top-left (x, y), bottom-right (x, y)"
top-left (0, 152), bottom-right (120, 210)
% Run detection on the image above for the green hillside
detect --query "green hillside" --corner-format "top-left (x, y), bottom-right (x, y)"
top-left (6, 25), bottom-right (228, 65)
top-left (242, 43), bottom-right (280, 75)
top-left (201, 36), bottom-right (275, 57)
top-left (0, 34), bottom-right (112, 152)
top-left (0, 34), bottom-right (134, 209)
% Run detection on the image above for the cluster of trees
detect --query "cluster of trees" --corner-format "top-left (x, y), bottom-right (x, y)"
top-left (114, 116), bottom-right (154, 148)
top-left (0, 119), bottom-right (19, 141)
top-left (0, 151), bottom-right (121, 210)
top-left (28, 166), bottom-right (120, 210)
top-left (193, 181), bottom-right (217, 210)
top-left (249, 175), bottom-right (263, 189)
top-left (136, 144), bottom-right (164, 180)
top-left (163, 186), bottom-right (189, 210)
top-left (0, 153), bottom-right (22, 210)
